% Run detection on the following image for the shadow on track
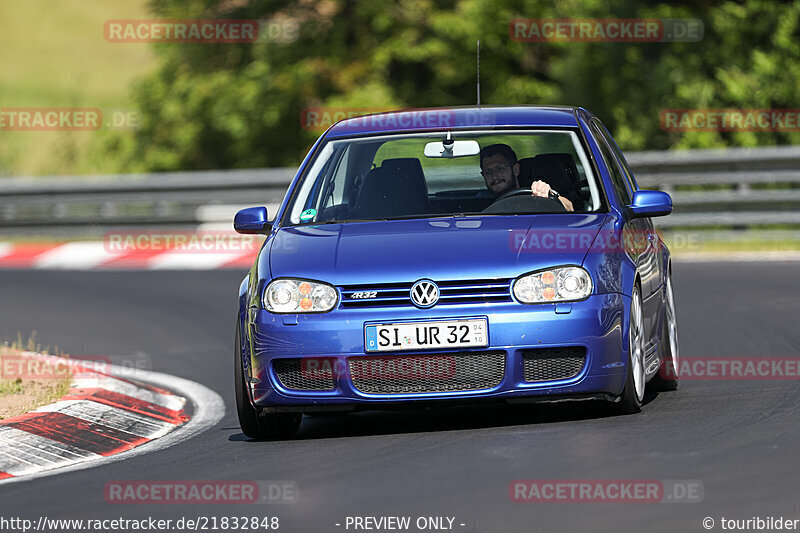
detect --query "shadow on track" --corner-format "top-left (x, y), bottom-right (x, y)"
top-left (227, 388), bottom-right (666, 442)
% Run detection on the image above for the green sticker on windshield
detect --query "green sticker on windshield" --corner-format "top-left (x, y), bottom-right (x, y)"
top-left (300, 208), bottom-right (317, 221)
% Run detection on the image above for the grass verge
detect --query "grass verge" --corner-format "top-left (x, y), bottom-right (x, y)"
top-left (0, 0), bottom-right (155, 176)
top-left (0, 334), bottom-right (72, 420)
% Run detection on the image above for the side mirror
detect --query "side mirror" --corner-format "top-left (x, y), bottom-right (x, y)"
top-left (629, 190), bottom-right (672, 218)
top-left (234, 206), bottom-right (271, 234)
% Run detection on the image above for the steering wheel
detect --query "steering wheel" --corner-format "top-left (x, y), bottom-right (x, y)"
top-left (496, 187), bottom-right (565, 207)
top-left (495, 188), bottom-right (530, 201)
top-left (482, 188), bottom-right (567, 214)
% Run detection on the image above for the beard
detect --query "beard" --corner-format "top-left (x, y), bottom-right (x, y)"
top-left (488, 176), bottom-right (516, 196)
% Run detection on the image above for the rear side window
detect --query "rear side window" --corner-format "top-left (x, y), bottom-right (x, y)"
top-left (590, 121), bottom-right (631, 205)
top-left (598, 121), bottom-right (638, 192)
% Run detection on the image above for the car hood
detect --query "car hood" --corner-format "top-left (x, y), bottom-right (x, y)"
top-left (269, 214), bottom-right (610, 285)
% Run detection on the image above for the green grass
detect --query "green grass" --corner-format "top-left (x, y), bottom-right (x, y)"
top-left (0, 0), bottom-right (155, 176)
top-left (674, 239), bottom-right (800, 254)
top-left (0, 378), bottom-right (24, 396)
top-left (660, 229), bottom-right (800, 256)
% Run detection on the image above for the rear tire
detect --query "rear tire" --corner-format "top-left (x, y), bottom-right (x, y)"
top-left (616, 285), bottom-right (645, 414)
top-left (235, 322), bottom-right (302, 439)
top-left (651, 273), bottom-right (679, 391)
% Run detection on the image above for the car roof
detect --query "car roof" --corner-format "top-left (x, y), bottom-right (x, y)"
top-left (326, 105), bottom-right (592, 138)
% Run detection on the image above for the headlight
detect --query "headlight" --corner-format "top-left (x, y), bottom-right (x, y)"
top-left (513, 267), bottom-right (592, 303)
top-left (264, 279), bottom-right (338, 313)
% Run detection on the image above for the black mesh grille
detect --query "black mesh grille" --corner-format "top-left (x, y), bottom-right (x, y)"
top-left (349, 351), bottom-right (506, 394)
top-left (273, 358), bottom-right (335, 391)
top-left (522, 348), bottom-right (586, 382)
top-left (340, 278), bottom-right (512, 308)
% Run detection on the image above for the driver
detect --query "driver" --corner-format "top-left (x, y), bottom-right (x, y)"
top-left (479, 144), bottom-right (574, 211)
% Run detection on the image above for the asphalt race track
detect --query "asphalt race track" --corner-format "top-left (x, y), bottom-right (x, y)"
top-left (1, 262), bottom-right (799, 532)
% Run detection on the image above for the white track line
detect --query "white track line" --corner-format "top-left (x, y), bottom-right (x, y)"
top-left (0, 367), bottom-right (224, 485)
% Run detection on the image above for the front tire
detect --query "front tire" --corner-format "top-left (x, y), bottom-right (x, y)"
top-left (235, 322), bottom-right (302, 439)
top-left (616, 284), bottom-right (645, 414)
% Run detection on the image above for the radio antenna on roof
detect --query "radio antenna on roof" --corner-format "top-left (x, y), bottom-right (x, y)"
top-left (476, 40), bottom-right (481, 108)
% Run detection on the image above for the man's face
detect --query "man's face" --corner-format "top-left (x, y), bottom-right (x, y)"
top-left (481, 153), bottom-right (520, 196)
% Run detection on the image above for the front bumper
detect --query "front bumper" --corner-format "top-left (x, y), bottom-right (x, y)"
top-left (244, 293), bottom-right (629, 410)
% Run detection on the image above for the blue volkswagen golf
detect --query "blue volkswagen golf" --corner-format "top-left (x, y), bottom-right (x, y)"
top-left (234, 106), bottom-right (679, 439)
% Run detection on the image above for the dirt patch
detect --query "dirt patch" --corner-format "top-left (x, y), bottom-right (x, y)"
top-left (0, 347), bottom-right (72, 420)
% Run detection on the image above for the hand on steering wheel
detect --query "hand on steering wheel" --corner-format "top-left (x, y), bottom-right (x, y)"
top-left (483, 186), bottom-right (567, 214)
top-left (530, 180), bottom-right (573, 211)
top-left (495, 186), bottom-right (564, 208)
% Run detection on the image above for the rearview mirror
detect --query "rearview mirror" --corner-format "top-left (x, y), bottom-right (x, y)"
top-left (234, 206), bottom-right (271, 234)
top-left (629, 190), bottom-right (672, 218)
top-left (424, 139), bottom-right (480, 158)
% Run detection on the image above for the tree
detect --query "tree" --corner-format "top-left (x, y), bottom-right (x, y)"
top-left (96, 0), bottom-right (800, 171)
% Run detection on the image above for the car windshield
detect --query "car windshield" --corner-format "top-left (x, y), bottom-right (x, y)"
top-left (284, 129), bottom-right (604, 225)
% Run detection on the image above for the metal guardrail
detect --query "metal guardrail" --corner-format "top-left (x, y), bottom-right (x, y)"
top-left (0, 169), bottom-right (293, 236)
top-left (1, 146), bottom-right (799, 236)
top-left (627, 146), bottom-right (800, 228)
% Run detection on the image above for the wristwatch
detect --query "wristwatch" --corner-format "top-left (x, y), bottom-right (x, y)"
top-left (548, 189), bottom-right (561, 201)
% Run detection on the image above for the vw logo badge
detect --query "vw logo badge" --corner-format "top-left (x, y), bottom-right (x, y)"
top-left (410, 280), bottom-right (439, 308)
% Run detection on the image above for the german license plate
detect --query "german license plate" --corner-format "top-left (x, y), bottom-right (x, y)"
top-left (365, 319), bottom-right (488, 352)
